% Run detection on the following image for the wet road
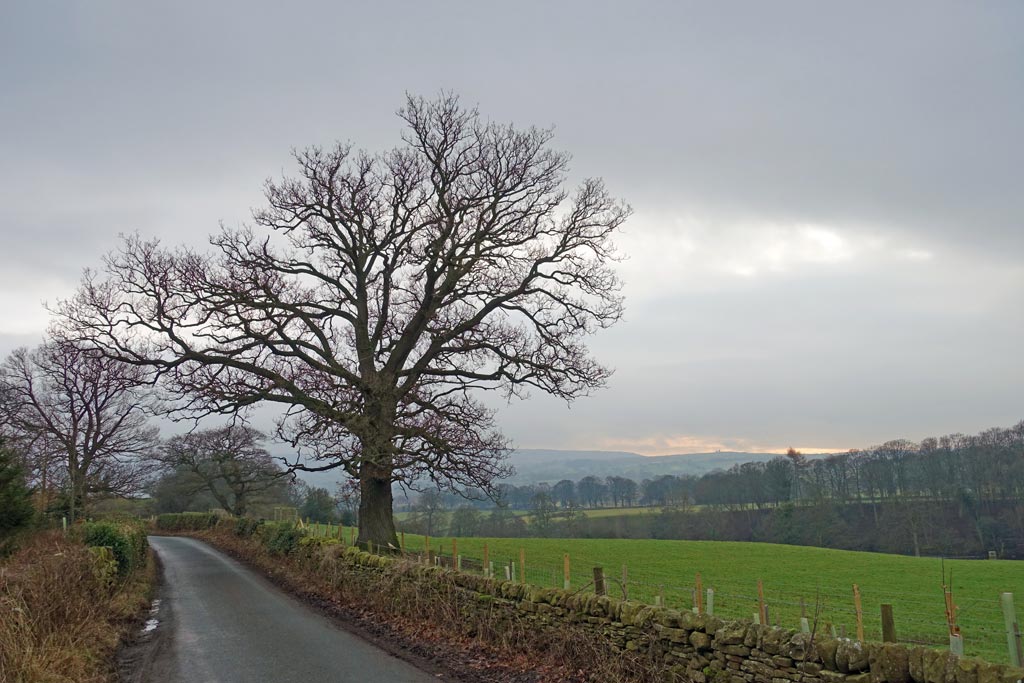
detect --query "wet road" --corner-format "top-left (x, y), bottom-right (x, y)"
top-left (147, 536), bottom-right (437, 683)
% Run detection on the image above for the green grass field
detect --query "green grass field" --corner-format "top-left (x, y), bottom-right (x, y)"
top-left (307, 522), bottom-right (1021, 664)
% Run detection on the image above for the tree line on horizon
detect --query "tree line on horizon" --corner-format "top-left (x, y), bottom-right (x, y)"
top-left (396, 421), bottom-right (1024, 556)
top-left (480, 422), bottom-right (1024, 512)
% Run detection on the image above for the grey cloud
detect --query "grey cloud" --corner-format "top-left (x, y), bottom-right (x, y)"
top-left (2, 1), bottom-right (1021, 451)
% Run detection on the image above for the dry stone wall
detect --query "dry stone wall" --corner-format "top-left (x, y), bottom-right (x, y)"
top-left (339, 547), bottom-right (1023, 683)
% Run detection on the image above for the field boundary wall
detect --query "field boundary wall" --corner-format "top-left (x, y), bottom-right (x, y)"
top-left (332, 545), bottom-right (1023, 683)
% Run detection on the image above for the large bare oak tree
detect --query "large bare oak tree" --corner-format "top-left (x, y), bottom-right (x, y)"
top-left (56, 94), bottom-right (629, 546)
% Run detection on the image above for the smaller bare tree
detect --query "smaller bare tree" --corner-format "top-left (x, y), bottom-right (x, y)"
top-left (0, 395), bottom-right (63, 511)
top-left (0, 341), bottom-right (157, 520)
top-left (158, 425), bottom-right (285, 516)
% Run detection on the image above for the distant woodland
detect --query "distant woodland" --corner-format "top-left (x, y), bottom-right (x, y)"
top-left (398, 421), bottom-right (1024, 558)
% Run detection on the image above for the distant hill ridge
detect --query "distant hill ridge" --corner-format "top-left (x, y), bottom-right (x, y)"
top-left (288, 447), bottom-right (822, 490)
top-left (503, 448), bottom-right (808, 484)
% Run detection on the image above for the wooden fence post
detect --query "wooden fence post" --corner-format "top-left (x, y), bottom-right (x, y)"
top-left (696, 573), bottom-right (703, 614)
top-left (593, 566), bottom-right (606, 596)
top-left (1001, 593), bottom-right (1023, 668)
top-left (483, 543), bottom-right (490, 577)
top-left (519, 548), bottom-right (526, 585)
top-left (622, 565), bottom-right (629, 600)
top-left (881, 604), bottom-right (897, 643)
top-left (853, 584), bottom-right (865, 642)
top-left (563, 553), bottom-right (571, 590)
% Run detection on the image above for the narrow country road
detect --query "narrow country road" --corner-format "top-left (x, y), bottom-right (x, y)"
top-left (145, 536), bottom-right (438, 683)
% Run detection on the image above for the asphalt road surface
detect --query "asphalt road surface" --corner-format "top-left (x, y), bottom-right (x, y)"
top-left (146, 536), bottom-right (438, 683)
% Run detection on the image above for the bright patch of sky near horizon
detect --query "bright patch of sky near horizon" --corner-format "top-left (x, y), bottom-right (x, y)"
top-left (1, 1), bottom-right (1022, 456)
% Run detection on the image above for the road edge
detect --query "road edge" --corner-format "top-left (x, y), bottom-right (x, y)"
top-left (148, 533), bottom-right (473, 682)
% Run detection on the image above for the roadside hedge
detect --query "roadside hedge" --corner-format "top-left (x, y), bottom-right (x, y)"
top-left (151, 514), bottom-right (309, 556)
top-left (235, 517), bottom-right (264, 537)
top-left (155, 512), bottom-right (221, 531)
top-left (257, 522), bottom-right (306, 556)
top-left (76, 520), bottom-right (148, 576)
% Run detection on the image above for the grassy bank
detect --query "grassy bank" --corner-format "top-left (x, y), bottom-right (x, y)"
top-left (0, 525), bottom-right (154, 683)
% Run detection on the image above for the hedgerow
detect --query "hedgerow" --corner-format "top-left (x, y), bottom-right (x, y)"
top-left (154, 512), bottom-right (221, 531)
top-left (76, 520), bottom-right (148, 576)
top-left (257, 522), bottom-right (306, 556)
top-left (235, 516), bottom-right (264, 537)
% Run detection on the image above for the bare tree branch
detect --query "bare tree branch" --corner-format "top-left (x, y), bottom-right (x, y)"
top-left (0, 340), bottom-right (158, 519)
top-left (53, 93), bottom-right (629, 545)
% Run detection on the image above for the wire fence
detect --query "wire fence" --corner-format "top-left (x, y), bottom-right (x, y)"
top-left (298, 522), bottom-right (1022, 666)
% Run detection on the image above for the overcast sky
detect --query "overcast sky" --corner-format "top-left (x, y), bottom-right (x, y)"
top-left (2, 1), bottom-right (1022, 455)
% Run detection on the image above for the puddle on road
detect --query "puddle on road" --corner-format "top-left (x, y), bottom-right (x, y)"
top-left (139, 599), bottom-right (161, 636)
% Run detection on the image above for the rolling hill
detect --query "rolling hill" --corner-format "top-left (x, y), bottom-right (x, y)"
top-left (289, 447), bottom-right (804, 491)
top-left (502, 448), bottom-right (800, 483)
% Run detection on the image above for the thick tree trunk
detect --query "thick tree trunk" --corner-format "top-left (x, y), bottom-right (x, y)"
top-left (357, 464), bottom-right (398, 550)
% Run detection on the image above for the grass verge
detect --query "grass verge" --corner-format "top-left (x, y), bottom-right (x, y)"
top-left (0, 530), bottom-right (155, 683)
